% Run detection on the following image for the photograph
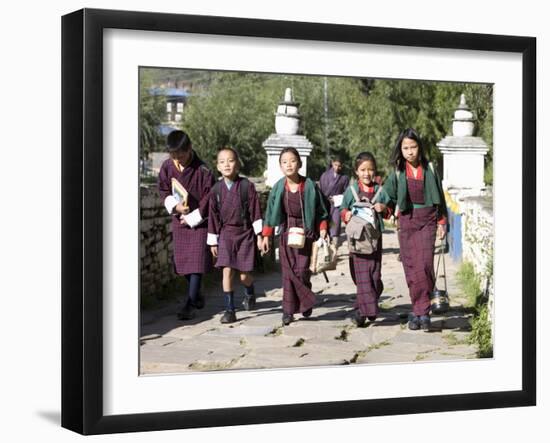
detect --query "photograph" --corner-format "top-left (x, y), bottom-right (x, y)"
top-left (3, 0), bottom-right (547, 442)
top-left (138, 68), bottom-right (495, 375)
top-left (59, 6), bottom-right (536, 435)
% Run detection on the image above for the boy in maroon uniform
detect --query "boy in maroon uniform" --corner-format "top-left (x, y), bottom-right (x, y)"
top-left (158, 130), bottom-right (215, 320)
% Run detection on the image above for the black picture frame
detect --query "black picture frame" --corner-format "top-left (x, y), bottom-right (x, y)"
top-left (61, 8), bottom-right (536, 435)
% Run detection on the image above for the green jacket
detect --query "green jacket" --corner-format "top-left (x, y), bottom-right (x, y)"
top-left (382, 163), bottom-right (448, 218)
top-left (340, 181), bottom-right (391, 229)
top-left (264, 176), bottom-right (328, 232)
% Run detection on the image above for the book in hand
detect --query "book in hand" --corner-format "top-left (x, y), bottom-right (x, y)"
top-left (171, 178), bottom-right (189, 207)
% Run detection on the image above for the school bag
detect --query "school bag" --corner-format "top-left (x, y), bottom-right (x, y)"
top-left (345, 185), bottom-right (382, 255)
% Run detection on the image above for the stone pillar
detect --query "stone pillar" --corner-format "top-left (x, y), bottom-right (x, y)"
top-left (437, 94), bottom-right (489, 193)
top-left (262, 88), bottom-right (314, 187)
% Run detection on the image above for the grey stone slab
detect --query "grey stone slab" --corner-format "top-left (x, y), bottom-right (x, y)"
top-left (140, 335), bottom-right (181, 347)
top-left (233, 344), bottom-right (355, 370)
top-left (202, 324), bottom-right (275, 337)
top-left (237, 312), bottom-right (283, 327)
top-left (140, 343), bottom-right (211, 366)
top-left (354, 349), bottom-right (419, 365)
top-left (420, 352), bottom-right (477, 362)
top-left (139, 219), bottom-right (482, 375)
top-left (140, 362), bottom-right (194, 375)
top-left (392, 330), bottom-right (448, 347)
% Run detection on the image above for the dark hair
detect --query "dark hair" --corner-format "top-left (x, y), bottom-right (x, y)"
top-left (354, 151), bottom-right (377, 173)
top-left (390, 128), bottom-right (428, 170)
top-left (166, 130), bottom-right (192, 152)
top-left (217, 146), bottom-right (242, 167)
top-left (279, 147), bottom-right (302, 168)
top-left (331, 156), bottom-right (343, 164)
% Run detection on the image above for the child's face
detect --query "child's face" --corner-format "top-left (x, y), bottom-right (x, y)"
top-left (171, 148), bottom-right (192, 166)
top-left (280, 152), bottom-right (301, 178)
top-left (356, 160), bottom-right (376, 186)
top-left (216, 149), bottom-right (239, 179)
top-left (331, 161), bottom-right (343, 174)
top-left (401, 137), bottom-right (420, 166)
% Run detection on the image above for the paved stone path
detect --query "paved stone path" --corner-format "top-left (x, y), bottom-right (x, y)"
top-left (140, 225), bottom-right (478, 374)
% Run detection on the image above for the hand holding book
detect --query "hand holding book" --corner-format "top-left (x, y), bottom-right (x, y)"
top-left (171, 178), bottom-right (189, 210)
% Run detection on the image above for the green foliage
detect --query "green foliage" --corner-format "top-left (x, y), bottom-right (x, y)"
top-left (143, 69), bottom-right (493, 181)
top-left (139, 69), bottom-right (166, 158)
top-left (457, 261), bottom-right (482, 308)
top-left (469, 304), bottom-right (493, 358)
top-left (457, 261), bottom-right (493, 358)
top-left (181, 72), bottom-right (283, 176)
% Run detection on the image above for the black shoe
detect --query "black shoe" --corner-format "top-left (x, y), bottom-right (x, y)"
top-left (302, 308), bottom-right (313, 318)
top-left (408, 313), bottom-right (420, 330)
top-left (220, 310), bottom-right (237, 324)
top-left (367, 316), bottom-right (377, 322)
top-left (242, 294), bottom-right (256, 311)
top-left (192, 293), bottom-right (205, 310)
top-left (282, 313), bottom-right (294, 326)
top-left (177, 304), bottom-right (196, 320)
top-left (419, 315), bottom-right (431, 331)
top-left (352, 310), bottom-right (366, 327)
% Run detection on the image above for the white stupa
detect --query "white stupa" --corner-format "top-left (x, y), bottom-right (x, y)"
top-left (437, 94), bottom-right (489, 191)
top-left (262, 88), bottom-right (314, 187)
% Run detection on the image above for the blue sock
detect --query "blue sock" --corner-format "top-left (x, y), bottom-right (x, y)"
top-left (224, 291), bottom-right (235, 311)
top-left (244, 284), bottom-right (255, 296)
top-left (185, 273), bottom-right (202, 305)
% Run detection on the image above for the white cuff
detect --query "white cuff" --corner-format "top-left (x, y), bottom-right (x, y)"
top-left (207, 233), bottom-right (219, 246)
top-left (164, 195), bottom-right (178, 214)
top-left (183, 208), bottom-right (203, 228)
top-left (252, 219), bottom-right (263, 235)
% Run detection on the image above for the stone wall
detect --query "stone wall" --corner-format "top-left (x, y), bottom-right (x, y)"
top-left (140, 184), bottom-right (176, 299)
top-left (460, 194), bottom-right (494, 318)
top-left (461, 195), bottom-right (493, 277)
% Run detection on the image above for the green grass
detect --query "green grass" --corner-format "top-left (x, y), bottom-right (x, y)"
top-left (443, 332), bottom-right (468, 346)
top-left (367, 340), bottom-right (391, 352)
top-left (456, 262), bottom-right (483, 308)
top-left (265, 326), bottom-right (283, 337)
top-left (335, 329), bottom-right (349, 341)
top-left (469, 304), bottom-right (493, 358)
top-left (456, 261), bottom-right (493, 358)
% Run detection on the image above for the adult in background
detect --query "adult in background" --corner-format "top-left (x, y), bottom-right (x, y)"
top-left (383, 128), bottom-right (447, 331)
top-left (319, 156), bottom-right (350, 246)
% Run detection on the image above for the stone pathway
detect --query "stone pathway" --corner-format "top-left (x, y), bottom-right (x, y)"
top-left (140, 226), bottom-right (478, 374)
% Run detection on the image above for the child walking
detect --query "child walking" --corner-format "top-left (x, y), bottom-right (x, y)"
top-left (260, 147), bottom-right (329, 326)
top-left (207, 147), bottom-right (264, 324)
top-left (340, 152), bottom-right (391, 326)
top-left (158, 130), bottom-right (215, 320)
top-left (383, 128), bottom-right (447, 331)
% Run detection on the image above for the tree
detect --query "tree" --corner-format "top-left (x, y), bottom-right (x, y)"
top-left (139, 69), bottom-right (165, 159)
top-left (172, 69), bottom-right (492, 183)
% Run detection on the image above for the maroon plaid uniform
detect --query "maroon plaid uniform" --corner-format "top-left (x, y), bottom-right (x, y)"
top-left (279, 189), bottom-right (317, 315)
top-left (398, 176), bottom-right (437, 316)
top-left (208, 178), bottom-right (262, 272)
top-left (158, 154), bottom-right (215, 275)
top-left (348, 188), bottom-right (384, 317)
